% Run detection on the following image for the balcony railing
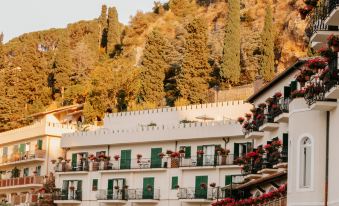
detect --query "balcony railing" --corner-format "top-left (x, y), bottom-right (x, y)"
top-left (328, 0), bottom-right (339, 16)
top-left (178, 187), bottom-right (221, 200)
top-left (179, 155), bottom-right (235, 167)
top-left (12, 193), bottom-right (54, 205)
top-left (54, 161), bottom-right (90, 172)
top-left (0, 150), bottom-right (46, 166)
top-left (93, 158), bottom-right (167, 171)
top-left (127, 188), bottom-right (160, 200)
top-left (96, 189), bottom-right (128, 200)
top-left (0, 176), bottom-right (44, 188)
top-left (54, 189), bottom-right (82, 201)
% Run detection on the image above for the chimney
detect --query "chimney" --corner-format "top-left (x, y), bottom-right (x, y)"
top-left (253, 75), bottom-right (264, 94)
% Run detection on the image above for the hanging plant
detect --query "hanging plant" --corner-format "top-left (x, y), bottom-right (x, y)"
top-left (209, 182), bottom-right (216, 188)
top-left (237, 117), bottom-right (245, 124)
top-left (158, 152), bottom-right (165, 158)
top-left (136, 154), bottom-right (142, 159)
top-left (200, 183), bottom-right (207, 189)
top-left (114, 155), bottom-right (120, 161)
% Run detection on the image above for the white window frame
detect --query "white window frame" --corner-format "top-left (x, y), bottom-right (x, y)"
top-left (296, 134), bottom-right (314, 192)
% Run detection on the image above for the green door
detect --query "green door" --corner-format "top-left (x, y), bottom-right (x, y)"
top-left (142, 177), bottom-right (154, 199)
top-left (151, 148), bottom-right (162, 168)
top-left (120, 150), bottom-right (131, 169)
top-left (197, 146), bottom-right (203, 166)
top-left (107, 179), bottom-right (114, 199)
top-left (72, 153), bottom-right (77, 170)
top-left (195, 176), bottom-right (208, 199)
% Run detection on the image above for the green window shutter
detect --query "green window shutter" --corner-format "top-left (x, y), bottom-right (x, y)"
top-left (290, 81), bottom-right (297, 92)
top-left (120, 150), bottom-right (131, 169)
top-left (107, 179), bottom-right (113, 199)
top-left (72, 153), bottom-right (77, 170)
top-left (195, 176), bottom-right (208, 199)
top-left (143, 177), bottom-right (154, 199)
top-left (151, 148), bottom-right (162, 168)
top-left (92, 179), bottom-right (98, 191)
top-left (171, 176), bottom-right (178, 189)
top-left (185, 146), bottom-right (191, 158)
top-left (36, 166), bottom-right (41, 176)
top-left (37, 139), bottom-right (43, 150)
top-left (3, 147), bottom-right (8, 156)
top-left (234, 143), bottom-right (240, 159)
top-left (284, 86), bottom-right (291, 99)
top-left (225, 175), bottom-right (232, 185)
top-left (19, 144), bottom-right (25, 154)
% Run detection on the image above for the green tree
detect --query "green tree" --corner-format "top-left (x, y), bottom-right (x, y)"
top-left (107, 7), bottom-right (120, 57)
top-left (140, 30), bottom-right (174, 106)
top-left (260, 4), bottom-right (275, 82)
top-left (176, 18), bottom-right (211, 104)
top-left (220, 0), bottom-right (240, 87)
top-left (52, 31), bottom-right (73, 96)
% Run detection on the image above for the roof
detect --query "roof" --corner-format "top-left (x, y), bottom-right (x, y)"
top-left (28, 104), bottom-right (84, 118)
top-left (247, 60), bottom-right (306, 103)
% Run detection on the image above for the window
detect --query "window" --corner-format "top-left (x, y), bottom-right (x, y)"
top-left (36, 166), bottom-right (41, 176)
top-left (23, 168), bottom-right (29, 177)
top-left (37, 139), bottom-right (43, 150)
top-left (300, 137), bottom-right (312, 188)
top-left (225, 175), bottom-right (232, 186)
top-left (179, 146), bottom-right (191, 158)
top-left (2, 147), bottom-right (8, 157)
top-left (92, 179), bottom-right (98, 191)
top-left (171, 176), bottom-right (178, 189)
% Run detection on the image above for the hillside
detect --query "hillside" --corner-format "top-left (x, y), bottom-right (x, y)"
top-left (0, 0), bottom-right (308, 131)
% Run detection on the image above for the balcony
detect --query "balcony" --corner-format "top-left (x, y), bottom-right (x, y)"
top-left (0, 176), bottom-right (44, 190)
top-left (11, 193), bottom-right (54, 205)
top-left (96, 158), bottom-right (168, 173)
top-left (54, 161), bottom-right (89, 174)
top-left (54, 189), bottom-right (82, 204)
top-left (179, 155), bottom-right (236, 169)
top-left (127, 188), bottom-right (160, 203)
top-left (0, 150), bottom-right (46, 168)
top-left (178, 187), bottom-right (221, 202)
top-left (96, 189), bottom-right (127, 204)
top-left (326, 0), bottom-right (339, 25)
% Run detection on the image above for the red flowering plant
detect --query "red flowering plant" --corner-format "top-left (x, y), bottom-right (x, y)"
top-left (170, 152), bottom-right (180, 158)
top-left (114, 155), bottom-right (120, 161)
top-left (327, 34), bottom-right (339, 51)
top-left (291, 89), bottom-right (306, 99)
top-left (212, 183), bottom-right (287, 206)
top-left (258, 102), bottom-right (267, 109)
top-left (318, 47), bottom-right (336, 60)
top-left (306, 58), bottom-right (327, 71)
top-left (244, 113), bottom-right (252, 120)
top-left (274, 92), bottom-right (282, 98)
top-left (237, 117), bottom-right (245, 124)
top-left (197, 150), bottom-right (204, 156)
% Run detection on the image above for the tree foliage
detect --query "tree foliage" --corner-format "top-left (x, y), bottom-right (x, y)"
top-left (176, 18), bottom-right (211, 104)
top-left (220, 0), bottom-right (241, 87)
top-left (0, 33), bottom-right (4, 70)
top-left (169, 0), bottom-right (197, 17)
top-left (260, 4), bottom-right (275, 82)
top-left (107, 7), bottom-right (120, 57)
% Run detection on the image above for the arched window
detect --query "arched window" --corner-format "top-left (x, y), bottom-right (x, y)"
top-left (300, 137), bottom-right (312, 188)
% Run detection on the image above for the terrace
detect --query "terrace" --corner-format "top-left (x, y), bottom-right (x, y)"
top-left (0, 150), bottom-right (46, 168)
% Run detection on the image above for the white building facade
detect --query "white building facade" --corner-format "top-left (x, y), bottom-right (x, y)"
top-left (0, 105), bottom-right (83, 205)
top-left (54, 101), bottom-right (254, 206)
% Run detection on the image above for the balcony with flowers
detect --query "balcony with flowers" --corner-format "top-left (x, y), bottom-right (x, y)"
top-left (211, 183), bottom-right (287, 206)
top-left (178, 183), bottom-right (221, 203)
top-left (293, 50), bottom-right (339, 110)
top-left (233, 138), bottom-right (286, 180)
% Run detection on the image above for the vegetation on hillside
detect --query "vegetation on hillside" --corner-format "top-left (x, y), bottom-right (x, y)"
top-left (0, 0), bottom-right (307, 131)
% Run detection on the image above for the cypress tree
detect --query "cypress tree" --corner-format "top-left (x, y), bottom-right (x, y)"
top-left (107, 7), bottom-right (120, 57)
top-left (53, 31), bottom-right (73, 95)
top-left (140, 30), bottom-right (173, 106)
top-left (0, 33), bottom-right (4, 69)
top-left (220, 0), bottom-right (240, 86)
top-left (260, 4), bottom-right (275, 82)
top-left (177, 18), bottom-right (211, 104)
top-left (99, 5), bottom-right (107, 28)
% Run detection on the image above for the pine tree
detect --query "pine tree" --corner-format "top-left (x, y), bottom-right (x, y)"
top-left (260, 4), bottom-right (275, 82)
top-left (53, 31), bottom-right (73, 95)
top-left (99, 5), bottom-right (107, 28)
top-left (220, 0), bottom-right (240, 87)
top-left (177, 18), bottom-right (211, 104)
top-left (139, 30), bottom-right (169, 106)
top-left (107, 7), bottom-right (120, 57)
top-left (0, 33), bottom-right (4, 70)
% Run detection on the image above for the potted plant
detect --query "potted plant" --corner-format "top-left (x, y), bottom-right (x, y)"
top-left (237, 117), bottom-right (245, 124)
top-left (137, 154), bottom-right (142, 159)
top-left (51, 160), bottom-right (56, 164)
top-left (170, 152), bottom-right (180, 168)
top-left (245, 113), bottom-right (252, 120)
top-left (57, 157), bottom-right (63, 162)
top-left (209, 182), bottom-right (216, 188)
top-left (146, 184), bottom-right (153, 191)
top-left (69, 186), bottom-right (75, 191)
top-left (166, 150), bottom-right (173, 155)
top-left (327, 34), bottom-right (339, 52)
top-left (114, 155), bottom-right (120, 161)
top-left (200, 183), bottom-right (207, 189)
top-left (33, 171), bottom-right (37, 176)
top-left (158, 152), bottom-right (165, 159)
top-left (114, 185), bottom-right (120, 190)
top-left (197, 150), bottom-right (204, 157)
top-left (124, 185), bottom-right (129, 189)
